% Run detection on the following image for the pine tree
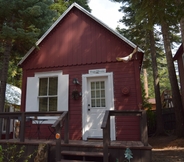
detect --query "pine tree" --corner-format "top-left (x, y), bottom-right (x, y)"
top-left (114, 0), bottom-right (165, 135)
top-left (0, 0), bottom-right (57, 137)
top-left (112, 0), bottom-right (184, 137)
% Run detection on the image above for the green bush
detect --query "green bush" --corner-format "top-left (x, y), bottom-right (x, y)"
top-left (0, 143), bottom-right (36, 162)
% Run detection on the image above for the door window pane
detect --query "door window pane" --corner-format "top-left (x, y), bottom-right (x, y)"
top-left (91, 91), bottom-right (95, 98)
top-left (91, 82), bottom-right (95, 89)
top-left (91, 81), bottom-right (106, 107)
top-left (96, 90), bottom-right (100, 98)
top-left (101, 90), bottom-right (105, 97)
top-left (101, 81), bottom-right (104, 89)
top-left (91, 99), bottom-right (95, 107)
top-left (96, 82), bottom-right (100, 89)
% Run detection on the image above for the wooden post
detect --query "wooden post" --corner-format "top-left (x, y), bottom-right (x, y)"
top-left (141, 111), bottom-right (148, 146)
top-left (64, 112), bottom-right (69, 144)
top-left (20, 112), bottom-right (25, 142)
top-left (5, 117), bottom-right (10, 139)
top-left (102, 111), bottom-right (110, 162)
top-left (55, 125), bottom-right (61, 161)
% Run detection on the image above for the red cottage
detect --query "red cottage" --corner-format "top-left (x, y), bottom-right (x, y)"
top-left (173, 44), bottom-right (184, 111)
top-left (18, 3), bottom-right (144, 141)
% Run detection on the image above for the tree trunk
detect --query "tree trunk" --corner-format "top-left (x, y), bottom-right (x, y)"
top-left (161, 21), bottom-right (184, 137)
top-left (180, 17), bottom-right (184, 54)
top-left (0, 42), bottom-right (12, 137)
top-left (149, 30), bottom-right (165, 135)
top-left (175, 0), bottom-right (184, 49)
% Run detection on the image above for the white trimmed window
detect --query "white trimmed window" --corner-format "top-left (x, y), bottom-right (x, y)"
top-left (38, 77), bottom-right (58, 112)
top-left (26, 71), bottom-right (69, 112)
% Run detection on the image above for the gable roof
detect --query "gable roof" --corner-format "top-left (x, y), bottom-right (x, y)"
top-left (18, 2), bottom-right (143, 66)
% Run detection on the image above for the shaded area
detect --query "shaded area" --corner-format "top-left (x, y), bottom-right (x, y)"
top-left (149, 135), bottom-right (184, 162)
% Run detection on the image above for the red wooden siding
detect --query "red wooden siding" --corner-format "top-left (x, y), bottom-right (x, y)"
top-left (21, 7), bottom-right (133, 69)
top-left (21, 61), bottom-right (142, 140)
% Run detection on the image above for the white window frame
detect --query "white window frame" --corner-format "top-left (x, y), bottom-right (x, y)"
top-left (38, 76), bottom-right (58, 112)
top-left (26, 71), bottom-right (69, 123)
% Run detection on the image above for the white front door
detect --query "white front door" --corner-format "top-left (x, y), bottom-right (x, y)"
top-left (87, 77), bottom-right (107, 138)
top-left (82, 73), bottom-right (115, 140)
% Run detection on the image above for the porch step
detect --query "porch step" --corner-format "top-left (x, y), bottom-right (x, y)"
top-left (60, 160), bottom-right (96, 162)
top-left (87, 137), bottom-right (103, 141)
top-left (61, 150), bottom-right (106, 162)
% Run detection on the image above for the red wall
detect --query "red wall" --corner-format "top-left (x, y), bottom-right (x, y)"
top-left (21, 61), bottom-right (142, 141)
top-left (20, 6), bottom-right (143, 141)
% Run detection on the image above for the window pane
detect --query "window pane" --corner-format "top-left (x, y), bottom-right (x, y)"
top-left (96, 99), bottom-right (100, 107)
top-left (49, 77), bottom-right (58, 95)
top-left (96, 90), bottom-right (100, 98)
top-left (91, 99), bottom-right (95, 107)
top-left (101, 99), bottom-right (106, 107)
top-left (39, 78), bottom-right (48, 96)
top-left (96, 82), bottom-right (100, 89)
top-left (91, 82), bottom-right (95, 90)
top-left (101, 90), bottom-right (105, 97)
top-left (101, 81), bottom-right (104, 89)
top-left (91, 91), bottom-right (95, 98)
top-left (39, 98), bottom-right (48, 112)
top-left (49, 97), bottom-right (57, 111)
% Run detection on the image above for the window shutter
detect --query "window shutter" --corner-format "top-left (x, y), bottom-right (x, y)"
top-left (26, 77), bottom-right (38, 112)
top-left (58, 74), bottom-right (69, 111)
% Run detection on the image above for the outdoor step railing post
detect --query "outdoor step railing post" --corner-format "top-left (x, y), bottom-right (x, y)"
top-left (20, 112), bottom-right (25, 142)
top-left (141, 110), bottom-right (148, 146)
top-left (55, 125), bottom-right (61, 162)
top-left (64, 112), bottom-right (69, 144)
top-left (102, 110), bottom-right (110, 162)
top-left (5, 117), bottom-right (10, 139)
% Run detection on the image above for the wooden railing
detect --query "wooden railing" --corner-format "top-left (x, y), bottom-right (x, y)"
top-left (0, 111), bottom-right (68, 140)
top-left (52, 111), bottom-right (69, 161)
top-left (101, 110), bottom-right (148, 162)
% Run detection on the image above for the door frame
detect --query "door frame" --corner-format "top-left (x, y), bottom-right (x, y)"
top-left (82, 72), bottom-right (116, 140)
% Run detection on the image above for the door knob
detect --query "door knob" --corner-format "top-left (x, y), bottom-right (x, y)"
top-left (88, 108), bottom-right (90, 111)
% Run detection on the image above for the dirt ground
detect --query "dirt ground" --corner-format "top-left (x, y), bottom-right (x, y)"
top-left (149, 135), bottom-right (184, 162)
